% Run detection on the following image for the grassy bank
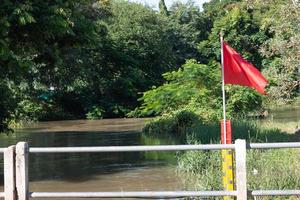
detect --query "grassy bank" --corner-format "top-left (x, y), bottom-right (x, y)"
top-left (142, 111), bottom-right (300, 200)
top-left (177, 148), bottom-right (300, 200)
top-left (143, 110), bottom-right (299, 143)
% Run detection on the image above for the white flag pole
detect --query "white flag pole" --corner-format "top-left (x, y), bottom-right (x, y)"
top-left (220, 33), bottom-right (227, 144)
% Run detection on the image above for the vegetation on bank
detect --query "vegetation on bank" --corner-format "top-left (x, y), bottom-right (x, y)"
top-left (177, 149), bottom-right (300, 200)
top-left (142, 110), bottom-right (299, 143)
top-left (141, 110), bottom-right (299, 199)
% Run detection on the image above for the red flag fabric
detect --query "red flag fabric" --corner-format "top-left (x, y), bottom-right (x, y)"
top-left (223, 42), bottom-right (268, 95)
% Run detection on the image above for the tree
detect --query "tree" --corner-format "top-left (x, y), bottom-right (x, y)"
top-left (159, 0), bottom-right (169, 16)
top-left (163, 1), bottom-right (209, 65)
top-left (0, 0), bottom-right (110, 129)
top-left (133, 59), bottom-right (262, 120)
top-left (256, 0), bottom-right (300, 103)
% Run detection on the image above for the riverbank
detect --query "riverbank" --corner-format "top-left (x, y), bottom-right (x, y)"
top-left (141, 105), bottom-right (299, 199)
top-left (175, 120), bottom-right (300, 200)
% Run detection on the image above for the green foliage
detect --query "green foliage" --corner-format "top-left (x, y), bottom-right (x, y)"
top-left (166, 1), bottom-right (207, 64)
top-left (107, 1), bottom-right (174, 78)
top-left (143, 110), bottom-right (200, 137)
top-left (134, 60), bottom-right (219, 117)
top-left (199, 3), bottom-right (267, 67)
top-left (86, 106), bottom-right (104, 120)
top-left (134, 59), bottom-right (263, 120)
top-left (0, 0), bottom-right (109, 130)
top-left (258, 1), bottom-right (300, 104)
top-left (159, 0), bottom-right (169, 16)
top-left (13, 100), bottom-right (44, 123)
top-left (0, 0), bottom-right (299, 131)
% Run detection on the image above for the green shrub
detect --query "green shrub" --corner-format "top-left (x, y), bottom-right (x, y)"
top-left (86, 106), bottom-right (104, 120)
top-left (13, 100), bottom-right (44, 123)
top-left (11, 99), bottom-right (77, 126)
top-left (143, 110), bottom-right (199, 137)
top-left (132, 59), bottom-right (263, 119)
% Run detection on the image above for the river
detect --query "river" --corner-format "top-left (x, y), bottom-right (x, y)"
top-left (0, 118), bottom-right (184, 200)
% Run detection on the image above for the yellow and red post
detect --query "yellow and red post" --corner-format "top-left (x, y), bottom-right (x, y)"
top-left (221, 120), bottom-right (234, 200)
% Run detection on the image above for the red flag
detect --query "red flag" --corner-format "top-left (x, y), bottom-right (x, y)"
top-left (223, 42), bottom-right (268, 95)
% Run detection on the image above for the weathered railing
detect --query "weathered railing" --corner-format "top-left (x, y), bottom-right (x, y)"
top-left (1, 140), bottom-right (300, 200)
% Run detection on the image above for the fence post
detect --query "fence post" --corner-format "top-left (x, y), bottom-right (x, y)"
top-left (16, 142), bottom-right (29, 200)
top-left (235, 139), bottom-right (247, 200)
top-left (4, 146), bottom-right (16, 200)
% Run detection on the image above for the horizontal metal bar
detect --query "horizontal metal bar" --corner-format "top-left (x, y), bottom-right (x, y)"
top-left (30, 191), bottom-right (237, 198)
top-left (29, 144), bottom-right (235, 153)
top-left (0, 148), bottom-right (5, 153)
top-left (0, 192), bottom-right (4, 197)
top-left (249, 143), bottom-right (300, 149)
top-left (252, 190), bottom-right (300, 196)
top-left (28, 142), bottom-right (300, 153)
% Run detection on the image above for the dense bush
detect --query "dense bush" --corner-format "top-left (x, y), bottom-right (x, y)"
top-left (143, 110), bottom-right (199, 138)
top-left (133, 59), bottom-right (264, 120)
top-left (86, 106), bottom-right (104, 120)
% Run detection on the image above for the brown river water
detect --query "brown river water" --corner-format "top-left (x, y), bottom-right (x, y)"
top-left (0, 118), bottom-right (185, 200)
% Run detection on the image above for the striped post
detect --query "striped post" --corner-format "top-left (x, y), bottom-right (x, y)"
top-left (221, 120), bottom-right (234, 200)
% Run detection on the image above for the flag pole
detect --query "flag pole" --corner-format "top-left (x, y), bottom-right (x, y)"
top-left (220, 33), bottom-right (234, 200)
top-left (220, 33), bottom-right (227, 144)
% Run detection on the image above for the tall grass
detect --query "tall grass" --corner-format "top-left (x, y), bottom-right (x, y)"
top-left (143, 112), bottom-right (300, 200)
top-left (143, 110), bottom-right (298, 144)
top-left (176, 121), bottom-right (300, 200)
top-left (177, 149), bottom-right (300, 200)
top-left (186, 119), bottom-right (296, 144)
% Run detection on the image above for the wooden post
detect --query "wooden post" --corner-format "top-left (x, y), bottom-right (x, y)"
top-left (16, 142), bottom-right (29, 200)
top-left (4, 146), bottom-right (16, 200)
top-left (235, 139), bottom-right (247, 200)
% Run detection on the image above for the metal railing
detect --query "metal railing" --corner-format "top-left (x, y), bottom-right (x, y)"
top-left (1, 140), bottom-right (300, 200)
